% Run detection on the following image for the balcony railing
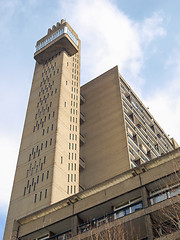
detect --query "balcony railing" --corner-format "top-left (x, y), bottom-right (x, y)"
top-left (27, 230), bottom-right (72, 240)
top-left (125, 112), bottom-right (160, 158)
top-left (80, 94), bottom-right (85, 105)
top-left (77, 201), bottom-right (143, 234)
top-left (79, 157), bottom-right (85, 170)
top-left (80, 112), bottom-right (85, 125)
top-left (80, 134), bottom-right (85, 146)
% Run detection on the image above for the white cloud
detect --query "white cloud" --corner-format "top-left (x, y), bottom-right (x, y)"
top-left (144, 50), bottom-right (180, 144)
top-left (0, 0), bottom-right (172, 211)
top-left (57, 0), bottom-right (166, 92)
top-left (0, 135), bottom-right (20, 207)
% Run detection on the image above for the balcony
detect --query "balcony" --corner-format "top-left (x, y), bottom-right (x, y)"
top-left (80, 134), bottom-right (85, 146)
top-left (80, 112), bottom-right (85, 125)
top-left (34, 26), bottom-right (78, 64)
top-left (79, 157), bottom-right (85, 171)
top-left (80, 94), bottom-right (85, 105)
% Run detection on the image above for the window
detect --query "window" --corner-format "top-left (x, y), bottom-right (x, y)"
top-left (34, 194), bottom-right (37, 203)
top-left (61, 156), bottom-right (63, 164)
top-left (24, 187), bottom-right (26, 196)
top-left (45, 189), bottom-right (47, 198)
top-left (114, 198), bottom-right (143, 219)
top-left (47, 170), bottom-right (49, 179)
top-left (40, 191), bottom-right (42, 201)
top-left (44, 156), bottom-right (46, 163)
top-left (50, 138), bottom-right (52, 145)
top-left (42, 173), bottom-right (44, 181)
top-left (150, 184), bottom-right (180, 205)
top-left (29, 185), bottom-right (31, 194)
top-left (37, 176), bottom-right (39, 184)
top-left (67, 186), bottom-right (69, 194)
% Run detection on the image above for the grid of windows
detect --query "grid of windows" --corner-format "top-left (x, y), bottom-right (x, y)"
top-left (24, 55), bottom-right (60, 203)
top-left (67, 53), bottom-right (79, 195)
top-left (120, 77), bottom-right (174, 168)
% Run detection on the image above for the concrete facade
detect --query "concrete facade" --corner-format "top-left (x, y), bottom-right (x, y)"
top-left (3, 20), bottom-right (179, 240)
top-left (80, 66), bottom-right (176, 190)
top-left (12, 148), bottom-right (180, 239)
top-left (4, 20), bottom-right (81, 240)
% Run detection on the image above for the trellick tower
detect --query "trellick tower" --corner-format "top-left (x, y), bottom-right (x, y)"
top-left (4, 20), bottom-right (81, 240)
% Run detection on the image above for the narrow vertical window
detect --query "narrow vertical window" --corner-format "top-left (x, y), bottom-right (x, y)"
top-left (34, 194), bottom-right (37, 203)
top-left (71, 186), bottom-right (72, 194)
top-left (33, 183), bottom-right (36, 191)
top-left (45, 189), bottom-right (47, 198)
top-left (40, 191), bottom-right (42, 201)
top-left (24, 187), bottom-right (26, 196)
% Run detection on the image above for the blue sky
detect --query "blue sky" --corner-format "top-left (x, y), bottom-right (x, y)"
top-left (1, 0), bottom-right (180, 239)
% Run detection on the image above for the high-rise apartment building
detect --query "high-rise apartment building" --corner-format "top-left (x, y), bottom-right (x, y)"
top-left (80, 66), bottom-right (177, 189)
top-left (4, 20), bottom-right (81, 240)
top-left (4, 20), bottom-right (178, 240)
